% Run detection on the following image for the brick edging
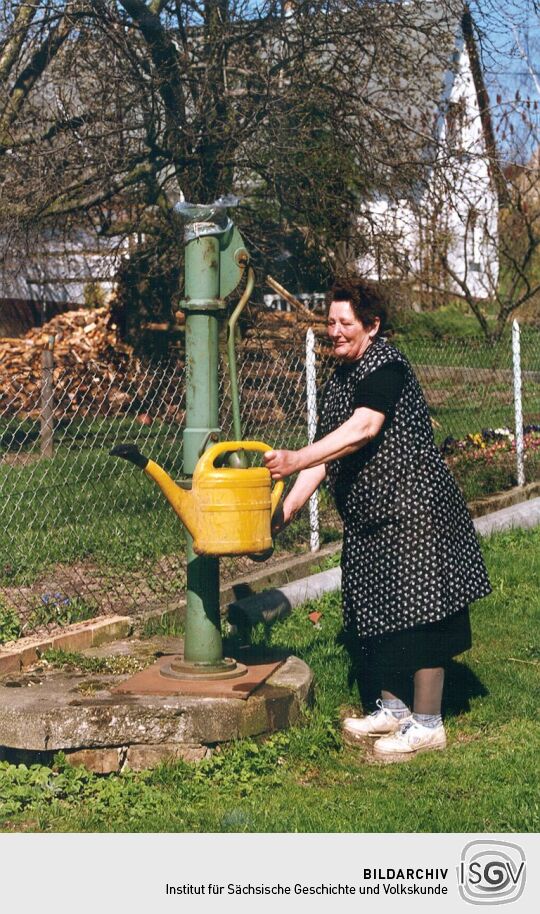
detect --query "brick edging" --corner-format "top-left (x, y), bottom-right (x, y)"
top-left (468, 481), bottom-right (540, 518)
top-left (0, 615), bottom-right (132, 676)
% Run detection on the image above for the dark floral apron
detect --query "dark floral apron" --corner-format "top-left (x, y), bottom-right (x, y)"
top-left (317, 338), bottom-right (492, 638)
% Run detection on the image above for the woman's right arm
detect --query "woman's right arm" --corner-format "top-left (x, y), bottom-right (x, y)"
top-left (272, 463), bottom-right (326, 534)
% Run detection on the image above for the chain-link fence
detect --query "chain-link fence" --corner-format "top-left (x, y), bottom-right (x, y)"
top-left (1, 324), bottom-right (539, 641)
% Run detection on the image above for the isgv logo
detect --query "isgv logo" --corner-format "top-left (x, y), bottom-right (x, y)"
top-left (458, 840), bottom-right (526, 905)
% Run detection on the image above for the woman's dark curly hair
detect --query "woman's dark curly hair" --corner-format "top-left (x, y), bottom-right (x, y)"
top-left (326, 278), bottom-right (389, 337)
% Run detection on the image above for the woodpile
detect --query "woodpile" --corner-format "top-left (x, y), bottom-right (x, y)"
top-left (0, 303), bottom-right (327, 422)
top-left (243, 306), bottom-right (328, 350)
top-left (0, 307), bottom-right (136, 418)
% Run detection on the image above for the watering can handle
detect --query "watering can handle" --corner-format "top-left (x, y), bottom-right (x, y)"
top-left (196, 440), bottom-right (284, 516)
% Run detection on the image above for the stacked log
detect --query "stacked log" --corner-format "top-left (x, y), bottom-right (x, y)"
top-left (0, 307), bottom-right (136, 418)
top-left (243, 306), bottom-right (328, 349)
top-left (0, 304), bottom-right (326, 423)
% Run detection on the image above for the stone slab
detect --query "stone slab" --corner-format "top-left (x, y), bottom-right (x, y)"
top-left (112, 652), bottom-right (285, 700)
top-left (0, 655), bottom-right (313, 752)
top-left (268, 655), bottom-right (315, 708)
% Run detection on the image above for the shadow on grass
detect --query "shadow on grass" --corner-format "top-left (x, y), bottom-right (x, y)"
top-left (443, 660), bottom-right (488, 716)
top-left (339, 629), bottom-right (487, 717)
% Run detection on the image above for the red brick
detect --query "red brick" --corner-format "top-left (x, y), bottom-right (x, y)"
top-left (125, 743), bottom-right (208, 771)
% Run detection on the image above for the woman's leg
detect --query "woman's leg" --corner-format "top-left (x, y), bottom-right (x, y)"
top-left (341, 665), bottom-right (411, 739)
top-left (379, 658), bottom-right (413, 718)
top-left (412, 666), bottom-right (445, 727)
top-left (380, 670), bottom-right (412, 720)
top-left (372, 667), bottom-right (447, 759)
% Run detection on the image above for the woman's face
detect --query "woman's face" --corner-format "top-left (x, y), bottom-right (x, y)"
top-left (327, 300), bottom-right (379, 362)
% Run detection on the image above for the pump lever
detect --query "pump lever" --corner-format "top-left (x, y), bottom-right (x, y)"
top-left (226, 266), bottom-right (255, 467)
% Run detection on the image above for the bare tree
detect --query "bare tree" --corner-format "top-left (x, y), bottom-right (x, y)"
top-left (4, 0), bottom-right (510, 343)
top-left (352, 2), bottom-right (540, 341)
top-left (0, 6), bottom-right (469, 245)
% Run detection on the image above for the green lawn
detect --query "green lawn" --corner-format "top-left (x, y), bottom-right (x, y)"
top-left (1, 525), bottom-right (538, 833)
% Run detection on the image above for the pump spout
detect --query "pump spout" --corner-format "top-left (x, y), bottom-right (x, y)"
top-left (109, 443), bottom-right (198, 539)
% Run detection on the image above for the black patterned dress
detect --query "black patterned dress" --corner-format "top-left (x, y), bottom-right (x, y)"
top-left (317, 337), bottom-right (491, 670)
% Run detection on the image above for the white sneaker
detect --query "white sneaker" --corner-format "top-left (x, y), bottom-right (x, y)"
top-left (342, 699), bottom-right (410, 742)
top-left (373, 718), bottom-right (447, 762)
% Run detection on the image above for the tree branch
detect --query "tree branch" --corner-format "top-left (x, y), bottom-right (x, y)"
top-left (38, 159), bottom-right (159, 218)
top-left (0, 5), bottom-right (78, 149)
top-left (117, 0), bottom-right (188, 152)
top-left (0, 1), bottom-right (39, 83)
top-left (438, 252), bottom-right (491, 338)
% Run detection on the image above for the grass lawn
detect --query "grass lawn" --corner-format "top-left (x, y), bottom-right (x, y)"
top-left (1, 525), bottom-right (539, 833)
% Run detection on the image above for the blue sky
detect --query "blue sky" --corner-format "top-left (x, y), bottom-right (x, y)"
top-left (473, 0), bottom-right (540, 88)
top-left (470, 0), bottom-right (540, 159)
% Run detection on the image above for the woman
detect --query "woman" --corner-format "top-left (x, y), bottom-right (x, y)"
top-left (264, 279), bottom-right (491, 762)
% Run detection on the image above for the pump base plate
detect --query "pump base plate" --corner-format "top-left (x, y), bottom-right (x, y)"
top-left (112, 652), bottom-right (285, 699)
top-left (160, 658), bottom-right (248, 681)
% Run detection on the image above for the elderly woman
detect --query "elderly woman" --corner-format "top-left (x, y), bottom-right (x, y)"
top-left (264, 279), bottom-right (491, 762)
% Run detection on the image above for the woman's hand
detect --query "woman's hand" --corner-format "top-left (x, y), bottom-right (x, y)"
top-left (270, 464), bottom-right (326, 537)
top-left (265, 408), bottom-right (384, 480)
top-left (271, 498), bottom-right (296, 535)
top-left (263, 449), bottom-right (301, 480)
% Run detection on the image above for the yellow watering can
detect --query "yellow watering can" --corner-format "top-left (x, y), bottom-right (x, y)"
top-left (110, 440), bottom-right (284, 557)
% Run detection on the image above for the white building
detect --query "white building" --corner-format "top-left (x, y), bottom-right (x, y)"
top-left (356, 7), bottom-right (499, 301)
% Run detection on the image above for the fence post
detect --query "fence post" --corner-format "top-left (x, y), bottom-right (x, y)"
top-left (306, 328), bottom-right (320, 551)
top-left (512, 319), bottom-right (525, 486)
top-left (40, 333), bottom-right (55, 458)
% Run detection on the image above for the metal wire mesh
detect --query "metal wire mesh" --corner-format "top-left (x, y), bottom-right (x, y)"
top-left (1, 326), bottom-right (539, 639)
top-left (397, 335), bottom-right (540, 501)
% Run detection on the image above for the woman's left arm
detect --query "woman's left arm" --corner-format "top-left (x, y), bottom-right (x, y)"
top-left (264, 407), bottom-right (385, 480)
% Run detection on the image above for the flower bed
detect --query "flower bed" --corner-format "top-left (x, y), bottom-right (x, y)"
top-left (442, 426), bottom-right (540, 501)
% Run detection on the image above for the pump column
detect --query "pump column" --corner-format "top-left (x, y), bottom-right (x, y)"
top-left (176, 236), bottom-right (234, 676)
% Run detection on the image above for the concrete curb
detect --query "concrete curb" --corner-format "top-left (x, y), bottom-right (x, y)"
top-left (473, 496), bottom-right (540, 536)
top-left (228, 497), bottom-right (540, 626)
top-left (0, 615), bottom-right (133, 676)
top-left (227, 567), bottom-right (342, 627)
top-left (219, 541), bottom-right (342, 607)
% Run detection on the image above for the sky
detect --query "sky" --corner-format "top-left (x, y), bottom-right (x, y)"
top-left (473, 0), bottom-right (540, 88)
top-left (470, 0), bottom-right (540, 159)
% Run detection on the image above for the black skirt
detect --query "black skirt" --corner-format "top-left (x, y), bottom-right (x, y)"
top-left (355, 605), bottom-right (472, 672)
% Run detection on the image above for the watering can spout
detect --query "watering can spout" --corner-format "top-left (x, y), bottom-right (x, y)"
top-left (109, 443), bottom-right (198, 539)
